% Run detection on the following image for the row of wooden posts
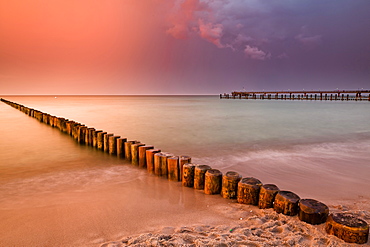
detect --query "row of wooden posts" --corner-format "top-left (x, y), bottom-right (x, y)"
top-left (1, 98), bottom-right (368, 244)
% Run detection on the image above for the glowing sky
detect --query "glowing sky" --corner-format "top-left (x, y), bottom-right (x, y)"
top-left (1, 0), bottom-right (369, 95)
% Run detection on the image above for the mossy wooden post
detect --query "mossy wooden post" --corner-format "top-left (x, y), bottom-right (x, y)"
top-left (194, 165), bottom-right (211, 190)
top-left (92, 130), bottom-right (103, 148)
top-left (160, 152), bottom-right (173, 177)
top-left (258, 184), bottom-right (279, 209)
top-left (109, 135), bottom-right (120, 155)
top-left (168, 156), bottom-right (180, 181)
top-left (131, 143), bottom-right (145, 165)
top-left (179, 156), bottom-right (191, 181)
top-left (154, 152), bottom-right (164, 176)
top-left (124, 141), bottom-right (137, 161)
top-left (97, 131), bottom-right (107, 150)
top-left (104, 133), bottom-right (114, 153)
top-left (325, 213), bottom-right (369, 244)
top-left (298, 199), bottom-right (329, 225)
top-left (221, 171), bottom-right (242, 199)
top-left (138, 145), bottom-right (154, 168)
top-left (117, 138), bottom-right (127, 158)
top-left (182, 163), bottom-right (195, 187)
top-left (204, 169), bottom-right (222, 195)
top-left (146, 149), bottom-right (161, 174)
top-left (273, 191), bottom-right (300, 216)
top-left (237, 177), bottom-right (262, 205)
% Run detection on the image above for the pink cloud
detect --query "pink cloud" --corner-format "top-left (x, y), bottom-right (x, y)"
top-left (198, 19), bottom-right (224, 48)
top-left (244, 45), bottom-right (270, 60)
top-left (166, 0), bottom-right (208, 39)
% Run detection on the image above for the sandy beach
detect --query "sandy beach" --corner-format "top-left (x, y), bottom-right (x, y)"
top-left (100, 197), bottom-right (370, 247)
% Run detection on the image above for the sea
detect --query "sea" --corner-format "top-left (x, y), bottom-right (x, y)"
top-left (1, 95), bottom-right (369, 246)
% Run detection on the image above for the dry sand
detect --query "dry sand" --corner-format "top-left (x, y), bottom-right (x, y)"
top-left (101, 200), bottom-right (370, 247)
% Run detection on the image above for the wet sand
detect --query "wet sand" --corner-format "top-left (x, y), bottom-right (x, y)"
top-left (1, 165), bottom-right (368, 247)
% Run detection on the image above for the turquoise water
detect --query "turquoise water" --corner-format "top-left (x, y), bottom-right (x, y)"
top-left (0, 95), bottom-right (369, 245)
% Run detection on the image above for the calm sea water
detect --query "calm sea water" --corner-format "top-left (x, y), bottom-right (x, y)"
top-left (1, 95), bottom-right (369, 245)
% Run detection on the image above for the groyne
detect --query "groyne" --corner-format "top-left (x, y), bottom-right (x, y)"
top-left (1, 97), bottom-right (368, 244)
top-left (221, 89), bottom-right (370, 101)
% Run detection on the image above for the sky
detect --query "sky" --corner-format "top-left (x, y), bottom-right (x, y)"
top-left (0, 0), bottom-right (369, 95)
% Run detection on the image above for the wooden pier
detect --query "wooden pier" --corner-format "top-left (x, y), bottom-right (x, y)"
top-left (220, 89), bottom-right (370, 101)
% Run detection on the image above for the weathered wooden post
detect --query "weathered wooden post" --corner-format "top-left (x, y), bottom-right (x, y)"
top-left (273, 191), bottom-right (300, 216)
top-left (131, 143), bottom-right (145, 165)
top-left (117, 138), bottom-right (127, 158)
top-left (97, 131), bottom-right (107, 150)
top-left (160, 152), bottom-right (173, 177)
top-left (109, 135), bottom-right (120, 155)
top-left (325, 213), bottom-right (369, 244)
top-left (146, 149), bottom-right (161, 174)
top-left (78, 126), bottom-right (87, 144)
top-left (154, 152), bottom-right (164, 176)
top-left (167, 156), bottom-right (180, 181)
top-left (298, 199), bottom-right (329, 225)
top-left (138, 145), bottom-right (154, 168)
top-left (92, 130), bottom-right (103, 147)
top-left (258, 184), bottom-right (279, 209)
top-left (204, 169), bottom-right (222, 195)
top-left (124, 141), bottom-right (137, 161)
top-left (103, 133), bottom-right (114, 152)
top-left (221, 171), bottom-right (242, 199)
top-left (182, 163), bottom-right (195, 187)
top-left (237, 177), bottom-right (262, 205)
top-left (85, 128), bottom-right (95, 146)
top-left (179, 156), bottom-right (191, 181)
top-left (194, 165), bottom-right (211, 190)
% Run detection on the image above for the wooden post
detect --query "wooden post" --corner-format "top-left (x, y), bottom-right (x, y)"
top-left (160, 152), bottom-right (173, 177)
top-left (258, 184), bottom-right (279, 209)
top-left (221, 171), bottom-right (242, 199)
top-left (204, 169), bottom-right (222, 195)
top-left (97, 131), bottom-right (107, 150)
top-left (131, 143), bottom-right (145, 165)
top-left (138, 145), bottom-right (154, 168)
top-left (182, 163), bottom-right (195, 187)
top-left (124, 141), bottom-right (137, 161)
top-left (298, 199), bottom-right (329, 225)
top-left (116, 138), bottom-right (127, 158)
top-left (154, 152), bottom-right (164, 176)
top-left (167, 156), bottom-right (180, 181)
top-left (325, 213), bottom-right (369, 244)
top-left (109, 135), bottom-right (120, 155)
top-left (78, 126), bottom-right (87, 144)
top-left (179, 156), bottom-right (191, 181)
top-left (146, 149), bottom-right (161, 174)
top-left (85, 128), bottom-right (95, 146)
top-left (92, 130), bottom-right (103, 147)
top-left (104, 133), bottom-right (114, 152)
top-left (237, 177), bottom-right (262, 205)
top-left (273, 191), bottom-right (300, 216)
top-left (194, 165), bottom-right (211, 190)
